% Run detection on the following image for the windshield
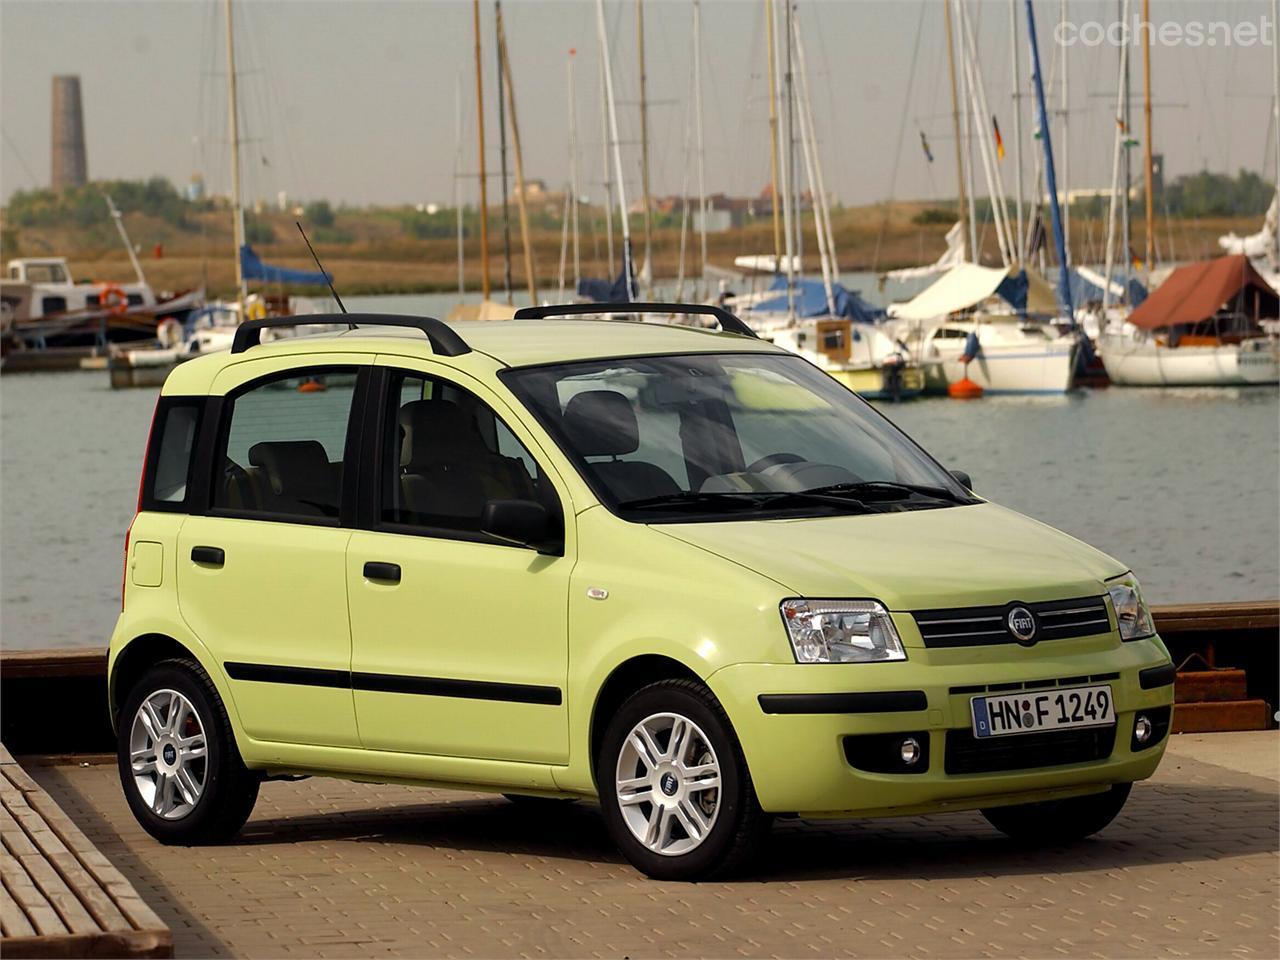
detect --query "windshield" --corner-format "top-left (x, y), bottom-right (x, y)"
top-left (503, 352), bottom-right (975, 521)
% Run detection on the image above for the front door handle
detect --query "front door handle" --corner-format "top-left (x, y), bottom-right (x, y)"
top-left (363, 561), bottom-right (401, 584)
top-left (191, 545), bottom-right (225, 567)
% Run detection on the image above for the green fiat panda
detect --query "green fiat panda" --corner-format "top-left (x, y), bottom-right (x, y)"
top-left (111, 305), bottom-right (1175, 881)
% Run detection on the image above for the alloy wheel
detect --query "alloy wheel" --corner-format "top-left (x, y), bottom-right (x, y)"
top-left (129, 688), bottom-right (208, 820)
top-left (614, 711), bottom-right (722, 857)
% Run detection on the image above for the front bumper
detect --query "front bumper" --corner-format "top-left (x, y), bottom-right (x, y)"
top-left (707, 635), bottom-right (1175, 817)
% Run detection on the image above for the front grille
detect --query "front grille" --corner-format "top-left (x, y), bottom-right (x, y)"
top-left (950, 672), bottom-right (1120, 697)
top-left (914, 596), bottom-right (1112, 648)
top-left (944, 724), bottom-right (1116, 775)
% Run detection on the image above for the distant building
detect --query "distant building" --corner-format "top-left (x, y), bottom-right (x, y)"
top-left (51, 75), bottom-right (87, 190)
top-left (186, 173), bottom-right (206, 202)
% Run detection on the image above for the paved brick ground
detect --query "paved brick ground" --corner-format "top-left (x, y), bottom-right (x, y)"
top-left (26, 732), bottom-right (1279, 959)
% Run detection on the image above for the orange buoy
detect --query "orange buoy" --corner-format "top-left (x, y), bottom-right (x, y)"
top-left (297, 380), bottom-right (327, 393)
top-left (948, 376), bottom-right (984, 399)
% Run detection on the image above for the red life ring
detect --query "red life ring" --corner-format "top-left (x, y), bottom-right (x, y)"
top-left (98, 283), bottom-right (129, 316)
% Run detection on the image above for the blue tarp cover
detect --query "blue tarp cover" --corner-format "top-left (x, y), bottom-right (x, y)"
top-left (240, 244), bottom-right (332, 286)
top-left (752, 276), bottom-right (886, 323)
top-left (577, 265), bottom-right (634, 303)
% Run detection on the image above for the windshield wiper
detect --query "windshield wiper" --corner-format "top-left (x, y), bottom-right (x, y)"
top-left (806, 480), bottom-right (969, 504)
top-left (619, 490), bottom-right (872, 513)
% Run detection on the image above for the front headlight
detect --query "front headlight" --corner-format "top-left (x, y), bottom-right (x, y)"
top-left (780, 599), bottom-right (907, 663)
top-left (1107, 575), bottom-right (1155, 641)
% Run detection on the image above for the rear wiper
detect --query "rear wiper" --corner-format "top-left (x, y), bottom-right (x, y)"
top-left (619, 490), bottom-right (872, 513)
top-left (807, 480), bottom-right (968, 504)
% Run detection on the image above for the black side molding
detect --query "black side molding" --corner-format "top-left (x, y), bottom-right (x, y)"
top-left (1138, 662), bottom-right (1177, 690)
top-left (225, 661), bottom-right (349, 689)
top-left (223, 661), bottom-right (562, 706)
top-left (758, 690), bottom-right (928, 715)
top-left (353, 673), bottom-right (562, 706)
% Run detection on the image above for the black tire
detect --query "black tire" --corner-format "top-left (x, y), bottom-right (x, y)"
top-left (982, 782), bottom-right (1132, 843)
top-left (597, 679), bottom-right (770, 881)
top-left (117, 658), bottom-right (259, 844)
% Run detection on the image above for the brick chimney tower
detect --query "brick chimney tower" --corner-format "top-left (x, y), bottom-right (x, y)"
top-left (51, 75), bottom-right (88, 190)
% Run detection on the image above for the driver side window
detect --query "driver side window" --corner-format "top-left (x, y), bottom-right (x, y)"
top-left (383, 372), bottom-right (554, 535)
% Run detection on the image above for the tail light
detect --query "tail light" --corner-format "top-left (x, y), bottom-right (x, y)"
top-left (124, 399), bottom-right (161, 610)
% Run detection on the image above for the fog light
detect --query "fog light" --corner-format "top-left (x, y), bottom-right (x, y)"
top-left (1133, 715), bottom-right (1153, 744)
top-left (899, 737), bottom-right (922, 766)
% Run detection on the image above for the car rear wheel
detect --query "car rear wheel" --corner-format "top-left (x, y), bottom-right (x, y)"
top-left (117, 658), bottom-right (259, 844)
top-left (598, 679), bottom-right (769, 881)
top-left (981, 782), bottom-right (1132, 843)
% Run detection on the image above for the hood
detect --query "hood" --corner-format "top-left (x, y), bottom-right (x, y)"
top-left (653, 502), bottom-right (1126, 611)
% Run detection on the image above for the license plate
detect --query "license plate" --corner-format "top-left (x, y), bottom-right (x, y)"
top-left (971, 684), bottom-right (1115, 738)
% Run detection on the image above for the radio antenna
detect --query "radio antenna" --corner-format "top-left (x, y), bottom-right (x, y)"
top-left (295, 221), bottom-right (351, 322)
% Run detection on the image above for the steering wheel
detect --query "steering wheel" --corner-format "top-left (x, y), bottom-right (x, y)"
top-left (746, 452), bottom-right (806, 473)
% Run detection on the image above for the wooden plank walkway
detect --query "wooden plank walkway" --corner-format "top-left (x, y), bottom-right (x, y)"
top-left (0, 744), bottom-right (171, 959)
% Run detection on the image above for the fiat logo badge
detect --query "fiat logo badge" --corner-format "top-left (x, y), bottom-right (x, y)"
top-left (1007, 606), bottom-right (1038, 644)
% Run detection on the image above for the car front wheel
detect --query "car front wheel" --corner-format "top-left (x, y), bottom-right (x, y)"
top-left (598, 679), bottom-right (769, 881)
top-left (117, 658), bottom-right (259, 844)
top-left (982, 782), bottom-right (1133, 843)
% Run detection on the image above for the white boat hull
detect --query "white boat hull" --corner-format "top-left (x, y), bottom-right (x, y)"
top-left (1098, 335), bottom-right (1280, 386)
top-left (926, 340), bottom-right (1078, 394)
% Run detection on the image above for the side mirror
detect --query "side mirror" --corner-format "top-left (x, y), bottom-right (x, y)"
top-left (950, 470), bottom-right (973, 491)
top-left (482, 499), bottom-right (562, 555)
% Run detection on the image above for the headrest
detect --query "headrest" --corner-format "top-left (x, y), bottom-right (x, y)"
top-left (247, 440), bottom-right (333, 499)
top-left (561, 390), bottom-right (639, 457)
top-left (399, 400), bottom-right (486, 467)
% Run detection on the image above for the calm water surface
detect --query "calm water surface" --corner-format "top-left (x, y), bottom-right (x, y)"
top-left (2, 368), bottom-right (1276, 649)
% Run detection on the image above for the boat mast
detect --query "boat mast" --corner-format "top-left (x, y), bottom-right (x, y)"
top-left (453, 77), bottom-right (465, 297)
top-left (1121, 0), bottom-right (1132, 285)
top-left (1273, 0), bottom-right (1279, 267)
top-left (595, 0), bottom-right (635, 296)
top-left (597, 44), bottom-right (615, 275)
top-left (1101, 0), bottom-right (1132, 323)
top-left (943, 0), bottom-right (969, 262)
top-left (569, 48), bottom-right (581, 293)
top-left (472, 0), bottom-right (491, 301)
top-left (1024, 0), bottom-right (1074, 324)
top-left (636, 0), bottom-right (653, 296)
top-left (104, 194), bottom-right (147, 287)
top-left (1140, 0), bottom-right (1154, 284)
top-left (1059, 0), bottom-right (1070, 266)
top-left (956, 0), bottom-right (1014, 267)
top-left (693, 0), bottom-right (708, 291)
top-left (764, 0), bottom-right (783, 268)
top-left (495, 0), bottom-right (513, 303)
top-left (496, 5), bottom-right (538, 304)
top-left (223, 0), bottom-right (245, 312)
top-left (780, 0), bottom-right (797, 319)
top-left (794, 18), bottom-right (837, 314)
top-left (1009, 0), bottom-right (1024, 262)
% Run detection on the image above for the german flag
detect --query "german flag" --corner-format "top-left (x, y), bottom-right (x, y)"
top-left (993, 115), bottom-right (1005, 160)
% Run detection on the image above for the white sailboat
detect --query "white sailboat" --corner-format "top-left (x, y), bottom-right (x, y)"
top-left (1097, 254), bottom-right (1280, 386)
top-left (887, 263), bottom-right (1077, 395)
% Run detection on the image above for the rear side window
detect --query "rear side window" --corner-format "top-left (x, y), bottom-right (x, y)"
top-left (142, 400), bottom-right (202, 510)
top-left (213, 369), bottom-right (358, 522)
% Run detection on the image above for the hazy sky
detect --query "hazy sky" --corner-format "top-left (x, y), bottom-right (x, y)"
top-left (2, 0), bottom-right (1276, 211)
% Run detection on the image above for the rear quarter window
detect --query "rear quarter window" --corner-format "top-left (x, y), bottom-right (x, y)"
top-left (142, 399), bottom-right (204, 510)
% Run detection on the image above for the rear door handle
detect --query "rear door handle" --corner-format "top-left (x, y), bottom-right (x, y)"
top-left (191, 545), bottom-right (225, 567)
top-left (363, 561), bottom-right (401, 584)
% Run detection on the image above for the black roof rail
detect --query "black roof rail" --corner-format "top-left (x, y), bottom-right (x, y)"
top-left (230, 313), bottom-right (471, 357)
top-left (513, 301), bottom-right (758, 339)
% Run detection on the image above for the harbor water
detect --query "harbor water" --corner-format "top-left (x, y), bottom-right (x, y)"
top-left (2, 366), bottom-right (1277, 651)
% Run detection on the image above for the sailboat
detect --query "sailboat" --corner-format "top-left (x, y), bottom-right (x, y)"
top-left (882, 0), bottom-right (1079, 396)
top-left (732, 1), bottom-right (924, 400)
top-left (1097, 255), bottom-right (1280, 386)
top-left (109, 0), bottom-right (333, 386)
